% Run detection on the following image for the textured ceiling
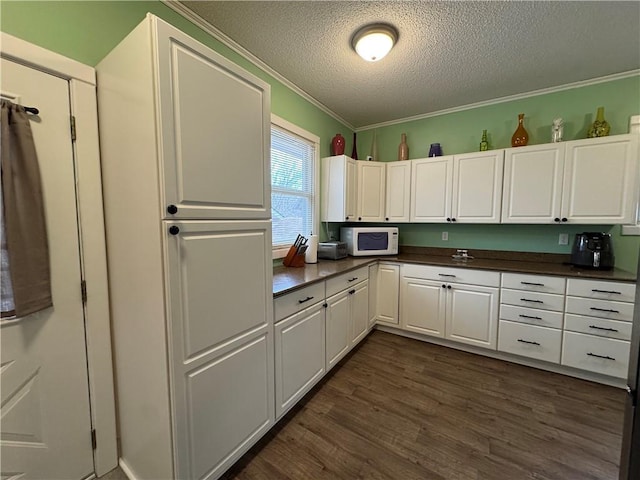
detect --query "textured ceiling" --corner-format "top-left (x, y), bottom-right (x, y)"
top-left (179, 1), bottom-right (640, 129)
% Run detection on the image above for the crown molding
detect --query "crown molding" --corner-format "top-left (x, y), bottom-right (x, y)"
top-left (356, 69), bottom-right (640, 131)
top-left (162, 0), bottom-right (354, 130)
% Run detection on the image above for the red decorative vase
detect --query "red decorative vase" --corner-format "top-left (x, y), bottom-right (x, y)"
top-left (332, 133), bottom-right (345, 156)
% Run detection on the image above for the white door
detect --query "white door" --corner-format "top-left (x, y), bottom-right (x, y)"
top-left (356, 161), bottom-right (385, 221)
top-left (502, 144), bottom-right (565, 223)
top-left (376, 264), bottom-right (400, 325)
top-left (451, 151), bottom-right (504, 223)
top-left (385, 162), bottom-right (411, 222)
top-left (446, 284), bottom-right (499, 350)
top-left (1, 59), bottom-right (94, 478)
top-left (350, 281), bottom-right (369, 344)
top-left (345, 158), bottom-right (358, 221)
top-left (410, 156), bottom-right (453, 222)
top-left (326, 290), bottom-right (351, 370)
top-left (400, 278), bottom-right (446, 337)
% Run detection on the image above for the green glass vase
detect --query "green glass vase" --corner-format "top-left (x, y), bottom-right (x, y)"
top-left (587, 107), bottom-right (610, 138)
top-left (479, 129), bottom-right (488, 151)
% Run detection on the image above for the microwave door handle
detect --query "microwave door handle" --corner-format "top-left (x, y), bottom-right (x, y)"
top-left (594, 251), bottom-right (600, 268)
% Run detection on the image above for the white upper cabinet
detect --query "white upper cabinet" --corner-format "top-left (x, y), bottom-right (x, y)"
top-left (503, 135), bottom-right (639, 224)
top-left (410, 155), bottom-right (453, 222)
top-left (385, 161), bottom-right (411, 222)
top-left (411, 151), bottom-right (503, 223)
top-left (356, 161), bottom-right (386, 222)
top-left (321, 155), bottom-right (357, 222)
top-left (502, 144), bottom-right (565, 223)
top-left (155, 20), bottom-right (270, 220)
top-left (562, 134), bottom-right (639, 224)
top-left (451, 151), bottom-right (504, 223)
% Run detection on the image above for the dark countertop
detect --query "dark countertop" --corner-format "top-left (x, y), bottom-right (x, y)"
top-left (273, 247), bottom-right (636, 297)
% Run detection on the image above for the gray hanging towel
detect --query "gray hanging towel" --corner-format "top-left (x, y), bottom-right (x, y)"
top-left (1, 100), bottom-right (52, 317)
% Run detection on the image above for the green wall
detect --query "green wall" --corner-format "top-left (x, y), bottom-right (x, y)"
top-left (352, 76), bottom-right (640, 273)
top-left (0, 1), bottom-right (351, 158)
top-left (3, 2), bottom-right (639, 273)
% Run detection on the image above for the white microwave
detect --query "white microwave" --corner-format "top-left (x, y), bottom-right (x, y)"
top-left (341, 227), bottom-right (399, 256)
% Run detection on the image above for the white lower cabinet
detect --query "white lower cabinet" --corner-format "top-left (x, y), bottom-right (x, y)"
top-left (376, 263), bottom-right (400, 325)
top-left (368, 263), bottom-right (379, 327)
top-left (400, 265), bottom-right (499, 349)
top-left (274, 301), bottom-right (325, 419)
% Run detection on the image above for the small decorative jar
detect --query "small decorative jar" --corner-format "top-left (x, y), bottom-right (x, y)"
top-left (511, 113), bottom-right (529, 147)
top-left (587, 107), bottom-right (610, 138)
top-left (551, 118), bottom-right (564, 143)
top-left (331, 133), bottom-right (345, 155)
top-left (479, 130), bottom-right (489, 151)
top-left (428, 143), bottom-right (442, 157)
top-left (398, 133), bottom-right (409, 160)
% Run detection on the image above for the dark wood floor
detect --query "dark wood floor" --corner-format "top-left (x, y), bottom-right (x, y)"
top-left (222, 330), bottom-right (626, 480)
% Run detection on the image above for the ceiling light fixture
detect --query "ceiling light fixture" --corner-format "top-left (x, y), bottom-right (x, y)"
top-left (351, 23), bottom-right (398, 62)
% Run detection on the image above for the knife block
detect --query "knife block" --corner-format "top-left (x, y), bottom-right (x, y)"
top-left (283, 244), bottom-right (306, 267)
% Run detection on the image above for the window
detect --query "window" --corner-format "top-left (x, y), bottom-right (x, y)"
top-left (271, 115), bottom-right (319, 257)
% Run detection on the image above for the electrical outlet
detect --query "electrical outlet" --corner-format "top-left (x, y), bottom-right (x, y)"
top-left (559, 233), bottom-right (569, 245)
top-left (329, 231), bottom-right (336, 240)
top-left (442, 231), bottom-right (448, 241)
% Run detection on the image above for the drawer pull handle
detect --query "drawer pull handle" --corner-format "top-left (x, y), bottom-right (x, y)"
top-left (438, 274), bottom-right (456, 278)
top-left (517, 339), bottom-right (541, 346)
top-left (587, 352), bottom-right (616, 361)
top-left (298, 296), bottom-right (314, 304)
top-left (589, 307), bottom-right (620, 314)
top-left (521, 282), bottom-right (545, 287)
top-left (519, 314), bottom-right (542, 320)
top-left (591, 289), bottom-right (622, 295)
top-left (520, 298), bottom-right (543, 304)
top-left (349, 289), bottom-right (356, 295)
top-left (348, 277), bottom-right (359, 282)
top-left (588, 325), bottom-right (619, 332)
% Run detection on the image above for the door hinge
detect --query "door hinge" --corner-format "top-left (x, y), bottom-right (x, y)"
top-left (81, 280), bottom-right (87, 304)
top-left (70, 115), bottom-right (77, 142)
top-left (91, 429), bottom-right (97, 450)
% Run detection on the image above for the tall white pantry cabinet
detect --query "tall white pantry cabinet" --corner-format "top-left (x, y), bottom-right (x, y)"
top-left (97, 15), bottom-right (273, 480)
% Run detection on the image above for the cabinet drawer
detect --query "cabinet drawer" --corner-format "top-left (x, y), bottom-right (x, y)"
top-left (501, 273), bottom-right (566, 295)
top-left (401, 264), bottom-right (500, 287)
top-left (500, 289), bottom-right (565, 312)
top-left (566, 278), bottom-right (636, 303)
top-left (274, 282), bottom-right (325, 322)
top-left (565, 296), bottom-right (634, 322)
top-left (326, 266), bottom-right (369, 298)
top-left (499, 304), bottom-right (563, 329)
top-left (562, 331), bottom-right (630, 379)
top-left (564, 314), bottom-right (632, 341)
top-left (498, 320), bottom-right (561, 363)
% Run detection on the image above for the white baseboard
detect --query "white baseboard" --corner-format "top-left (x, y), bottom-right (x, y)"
top-left (118, 458), bottom-right (139, 480)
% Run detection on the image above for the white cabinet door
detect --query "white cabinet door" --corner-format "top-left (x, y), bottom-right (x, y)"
top-left (446, 284), bottom-right (499, 349)
top-left (275, 302), bottom-right (326, 419)
top-left (377, 264), bottom-right (400, 325)
top-left (326, 290), bottom-right (351, 370)
top-left (410, 156), bottom-right (453, 222)
top-left (164, 220), bottom-right (274, 479)
top-left (321, 155), bottom-right (357, 222)
top-left (350, 281), bottom-right (370, 345)
top-left (401, 278), bottom-right (446, 337)
top-left (562, 135), bottom-right (639, 224)
top-left (357, 161), bottom-right (385, 221)
top-left (385, 161), bottom-right (411, 222)
top-left (368, 263), bottom-right (379, 326)
top-left (155, 20), bottom-right (270, 220)
top-left (502, 144), bottom-right (565, 223)
top-left (451, 151), bottom-right (504, 223)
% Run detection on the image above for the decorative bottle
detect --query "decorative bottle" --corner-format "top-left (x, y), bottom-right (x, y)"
top-left (428, 143), bottom-right (442, 157)
top-left (398, 133), bottom-right (409, 160)
top-left (479, 130), bottom-right (488, 151)
top-left (351, 132), bottom-right (358, 160)
top-left (587, 107), bottom-right (610, 138)
top-left (331, 133), bottom-right (345, 156)
top-left (511, 113), bottom-right (529, 147)
top-left (551, 118), bottom-right (564, 143)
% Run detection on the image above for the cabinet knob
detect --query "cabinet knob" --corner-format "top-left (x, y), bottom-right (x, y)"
top-left (169, 226), bottom-right (180, 235)
top-left (167, 204), bottom-right (178, 215)
top-left (346, 216), bottom-right (349, 220)
top-left (323, 303), bottom-right (328, 308)
top-left (385, 217), bottom-right (389, 221)
top-left (442, 284), bottom-right (446, 288)
top-left (561, 217), bottom-right (568, 222)
top-left (348, 289), bottom-right (356, 295)
top-left (446, 217), bottom-right (451, 222)
top-left (451, 218), bottom-right (457, 222)
top-left (554, 217), bottom-right (560, 223)
top-left (447, 285), bottom-right (452, 289)
top-left (358, 217), bottom-right (362, 221)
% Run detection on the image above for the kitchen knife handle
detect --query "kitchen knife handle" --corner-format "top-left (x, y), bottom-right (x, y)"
top-left (298, 296), bottom-right (314, 304)
top-left (588, 325), bottom-right (619, 332)
top-left (587, 352), bottom-right (615, 361)
top-left (520, 298), bottom-right (543, 303)
top-left (517, 339), bottom-right (540, 346)
top-left (521, 282), bottom-right (545, 287)
top-left (591, 289), bottom-right (622, 295)
top-left (590, 307), bottom-right (620, 313)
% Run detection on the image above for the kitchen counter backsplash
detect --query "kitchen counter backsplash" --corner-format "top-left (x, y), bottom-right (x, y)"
top-left (273, 246), bottom-right (636, 297)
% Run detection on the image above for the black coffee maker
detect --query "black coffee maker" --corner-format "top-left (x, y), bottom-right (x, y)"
top-left (570, 232), bottom-right (615, 270)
